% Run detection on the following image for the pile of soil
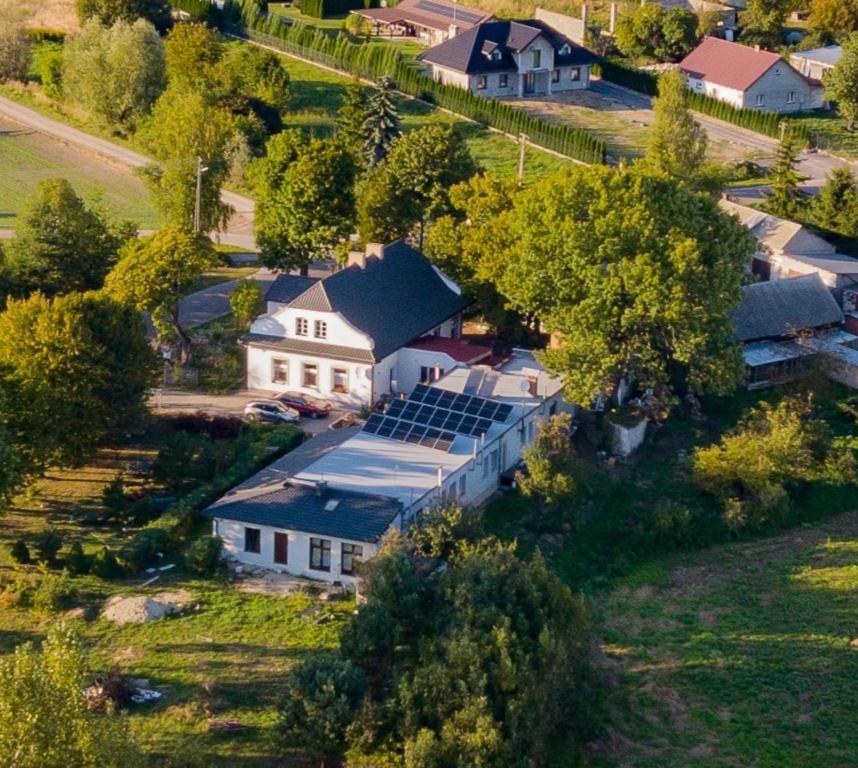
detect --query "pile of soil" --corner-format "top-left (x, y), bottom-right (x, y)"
top-left (102, 590), bottom-right (194, 625)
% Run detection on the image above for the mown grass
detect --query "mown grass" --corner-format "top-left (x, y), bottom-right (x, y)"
top-left (587, 511), bottom-right (858, 767)
top-left (0, 424), bottom-right (348, 767)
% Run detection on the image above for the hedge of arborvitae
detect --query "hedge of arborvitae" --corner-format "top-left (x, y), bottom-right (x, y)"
top-left (297, 0), bottom-right (373, 19)
top-left (593, 59), bottom-right (810, 144)
top-left (169, 0), bottom-right (607, 164)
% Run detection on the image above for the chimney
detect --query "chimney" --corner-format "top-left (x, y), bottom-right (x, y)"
top-left (436, 465), bottom-right (443, 488)
top-left (315, 480), bottom-right (327, 496)
top-left (609, 2), bottom-right (618, 33)
top-left (347, 250), bottom-right (366, 269)
top-left (581, 2), bottom-right (589, 25)
top-left (365, 242), bottom-right (387, 260)
top-left (449, 23), bottom-right (459, 38)
top-left (754, 44), bottom-right (761, 51)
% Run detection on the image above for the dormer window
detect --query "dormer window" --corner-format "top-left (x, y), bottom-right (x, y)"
top-left (314, 320), bottom-right (327, 339)
top-left (295, 317), bottom-right (308, 336)
top-left (559, 43), bottom-right (570, 56)
top-left (492, 49), bottom-right (501, 61)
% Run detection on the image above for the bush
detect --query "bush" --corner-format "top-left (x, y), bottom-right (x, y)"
top-left (64, 542), bottom-right (91, 575)
top-left (34, 531), bottom-right (63, 566)
top-left (31, 571), bottom-right (76, 612)
top-left (9, 539), bottom-right (30, 565)
top-left (102, 477), bottom-right (127, 518)
top-left (36, 43), bottom-right (64, 99)
top-left (120, 528), bottom-right (172, 572)
top-left (166, 411), bottom-right (246, 440)
top-left (91, 546), bottom-right (124, 579)
top-left (153, 431), bottom-right (235, 488)
top-left (186, 535), bottom-right (223, 575)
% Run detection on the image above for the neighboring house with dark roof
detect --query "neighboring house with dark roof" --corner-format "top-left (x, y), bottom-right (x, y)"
top-left (418, 19), bottom-right (597, 98)
top-left (732, 275), bottom-right (858, 389)
top-left (679, 37), bottom-right (824, 113)
top-left (352, 0), bottom-right (492, 47)
top-left (244, 241), bottom-right (471, 405)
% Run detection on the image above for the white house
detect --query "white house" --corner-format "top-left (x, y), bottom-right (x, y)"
top-left (790, 46), bottom-right (842, 82)
top-left (244, 241), bottom-right (477, 406)
top-left (679, 37), bottom-right (824, 113)
top-left (418, 19), bottom-right (597, 99)
top-left (206, 350), bottom-right (569, 583)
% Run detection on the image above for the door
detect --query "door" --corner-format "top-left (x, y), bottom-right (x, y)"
top-left (524, 72), bottom-right (536, 95)
top-left (274, 532), bottom-right (288, 565)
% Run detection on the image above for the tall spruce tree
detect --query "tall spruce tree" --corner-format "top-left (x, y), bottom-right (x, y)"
top-left (767, 133), bottom-right (803, 219)
top-left (336, 76), bottom-right (371, 158)
top-left (362, 76), bottom-right (400, 166)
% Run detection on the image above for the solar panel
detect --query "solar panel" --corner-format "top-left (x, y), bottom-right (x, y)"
top-left (364, 413), bottom-right (383, 433)
top-left (387, 399), bottom-right (405, 418)
top-left (414, 0), bottom-right (484, 25)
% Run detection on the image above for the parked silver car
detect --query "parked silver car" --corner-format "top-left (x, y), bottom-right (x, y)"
top-left (243, 400), bottom-right (300, 424)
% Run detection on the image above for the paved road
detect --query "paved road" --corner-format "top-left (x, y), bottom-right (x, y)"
top-left (178, 269), bottom-right (276, 328)
top-left (590, 80), bottom-right (856, 183)
top-left (0, 95), bottom-right (256, 246)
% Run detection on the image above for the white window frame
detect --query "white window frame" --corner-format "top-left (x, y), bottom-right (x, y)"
top-left (787, 90), bottom-right (796, 104)
top-left (570, 67), bottom-right (581, 81)
top-left (295, 317), bottom-right (309, 336)
top-left (755, 94), bottom-right (765, 108)
top-left (551, 68), bottom-right (560, 83)
top-left (314, 320), bottom-right (327, 339)
top-left (477, 75), bottom-right (487, 90)
top-left (499, 73), bottom-right (508, 88)
top-left (302, 362), bottom-right (319, 389)
top-left (331, 367), bottom-right (349, 393)
top-left (271, 358), bottom-right (289, 385)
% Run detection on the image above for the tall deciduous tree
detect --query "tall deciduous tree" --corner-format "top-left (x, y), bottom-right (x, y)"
top-left (63, 18), bottom-right (166, 131)
top-left (4, 178), bottom-right (135, 297)
top-left (490, 165), bottom-right (756, 408)
top-left (104, 227), bottom-right (218, 362)
top-left (767, 133), bottom-right (803, 218)
top-left (809, 0), bottom-right (858, 38)
top-left (516, 413), bottom-right (576, 507)
top-left (250, 131), bottom-right (357, 273)
top-left (0, 291), bottom-right (156, 472)
top-left (76, 0), bottom-right (172, 31)
top-left (740, 0), bottom-right (793, 48)
top-left (337, 76), bottom-right (371, 158)
top-left (0, 14), bottom-right (31, 82)
top-left (812, 167), bottom-right (858, 237)
top-left (615, 4), bottom-right (699, 60)
top-left (644, 68), bottom-right (708, 185)
top-left (0, 624), bottom-right (141, 768)
top-left (363, 76), bottom-right (401, 166)
top-left (827, 32), bottom-right (858, 131)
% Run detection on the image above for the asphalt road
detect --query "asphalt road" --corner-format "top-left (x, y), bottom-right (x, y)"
top-left (590, 79), bottom-right (856, 183)
top-left (0, 95), bottom-right (257, 248)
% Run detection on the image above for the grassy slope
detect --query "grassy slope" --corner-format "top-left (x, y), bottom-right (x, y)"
top-left (589, 512), bottom-right (858, 767)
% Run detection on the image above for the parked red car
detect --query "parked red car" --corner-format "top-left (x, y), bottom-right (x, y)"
top-left (275, 392), bottom-right (333, 419)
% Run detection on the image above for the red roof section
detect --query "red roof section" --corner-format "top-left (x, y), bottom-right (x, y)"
top-left (679, 37), bottom-right (784, 92)
top-left (406, 336), bottom-right (493, 363)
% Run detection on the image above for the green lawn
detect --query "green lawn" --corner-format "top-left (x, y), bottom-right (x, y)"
top-left (793, 111), bottom-right (858, 161)
top-left (0, 115), bottom-right (162, 230)
top-left (0, 424), bottom-right (348, 767)
top-left (588, 512), bottom-right (858, 767)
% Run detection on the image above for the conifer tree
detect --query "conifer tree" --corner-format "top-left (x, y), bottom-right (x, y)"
top-left (767, 133), bottom-right (803, 219)
top-left (362, 76), bottom-right (401, 166)
top-left (336, 76), bottom-right (370, 158)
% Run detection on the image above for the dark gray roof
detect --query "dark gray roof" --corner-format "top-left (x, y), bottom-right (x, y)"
top-left (284, 241), bottom-right (470, 362)
top-left (265, 275), bottom-right (320, 305)
top-left (733, 274), bottom-right (844, 342)
top-left (418, 19), bottom-right (597, 75)
top-left (204, 482), bottom-right (402, 543)
top-left (243, 333), bottom-right (375, 364)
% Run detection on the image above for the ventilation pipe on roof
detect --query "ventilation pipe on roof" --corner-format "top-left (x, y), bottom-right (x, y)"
top-left (449, 23), bottom-right (459, 37)
top-left (437, 465), bottom-right (443, 488)
top-left (581, 2), bottom-right (589, 25)
top-left (347, 250), bottom-right (366, 269)
top-left (609, 2), bottom-right (618, 33)
top-left (316, 480), bottom-right (328, 496)
top-left (365, 242), bottom-right (387, 260)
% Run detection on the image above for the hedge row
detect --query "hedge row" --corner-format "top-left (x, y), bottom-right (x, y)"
top-left (298, 0), bottom-right (374, 19)
top-left (175, 0), bottom-right (607, 164)
top-left (593, 59), bottom-right (810, 144)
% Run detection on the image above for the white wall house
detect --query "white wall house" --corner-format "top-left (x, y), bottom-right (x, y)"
top-left (419, 19), bottom-right (596, 99)
top-left (207, 350), bottom-right (571, 583)
top-left (680, 37), bottom-right (824, 113)
top-left (244, 241), bottom-right (473, 406)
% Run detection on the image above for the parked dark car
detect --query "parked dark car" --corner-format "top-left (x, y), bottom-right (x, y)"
top-left (275, 392), bottom-right (333, 419)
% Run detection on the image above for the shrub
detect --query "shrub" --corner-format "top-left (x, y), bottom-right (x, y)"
top-left (0, 22), bottom-right (31, 82)
top-left (120, 529), bottom-right (172, 572)
top-left (9, 539), bottom-right (30, 565)
top-left (36, 43), bottom-right (64, 99)
top-left (166, 411), bottom-right (246, 440)
top-left (91, 547), bottom-right (124, 579)
top-left (64, 542), bottom-right (91, 575)
top-left (102, 477), bottom-right (127, 518)
top-left (34, 531), bottom-right (63, 566)
top-left (32, 571), bottom-right (76, 612)
top-left (186, 536), bottom-right (223, 575)
top-left (153, 431), bottom-right (232, 488)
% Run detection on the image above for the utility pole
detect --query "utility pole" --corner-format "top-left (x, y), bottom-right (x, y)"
top-left (517, 133), bottom-right (528, 184)
top-left (193, 156), bottom-right (209, 233)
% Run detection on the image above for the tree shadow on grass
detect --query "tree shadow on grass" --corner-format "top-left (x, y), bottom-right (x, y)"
top-left (290, 80), bottom-right (348, 113)
top-left (0, 628), bottom-right (43, 653)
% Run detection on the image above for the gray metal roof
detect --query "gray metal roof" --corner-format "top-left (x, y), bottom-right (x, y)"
top-left (791, 45), bottom-right (842, 67)
top-left (285, 241), bottom-right (470, 361)
top-left (418, 19), bottom-right (597, 75)
top-left (265, 275), bottom-right (320, 305)
top-left (733, 274), bottom-right (844, 342)
top-left (204, 481), bottom-right (402, 543)
top-left (243, 333), bottom-right (376, 364)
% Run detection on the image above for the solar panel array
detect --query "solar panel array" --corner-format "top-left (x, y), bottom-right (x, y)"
top-left (362, 384), bottom-right (514, 452)
top-left (415, 0), bottom-right (485, 24)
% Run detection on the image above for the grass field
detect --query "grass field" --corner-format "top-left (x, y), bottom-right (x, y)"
top-left (588, 512), bottom-right (858, 767)
top-left (0, 116), bottom-right (162, 230)
top-left (0, 425), bottom-right (349, 767)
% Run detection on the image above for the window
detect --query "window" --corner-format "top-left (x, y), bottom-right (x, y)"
top-left (532, 48), bottom-right (541, 68)
top-left (755, 94), bottom-right (765, 107)
top-left (244, 527), bottom-right (260, 554)
top-left (302, 363), bottom-right (318, 389)
top-left (314, 320), bottom-right (327, 339)
top-left (490, 449), bottom-right (498, 472)
top-left (341, 543), bottom-right (363, 575)
top-left (787, 90), bottom-right (796, 104)
top-left (482, 453), bottom-right (489, 478)
top-left (295, 317), bottom-right (309, 336)
top-left (310, 537), bottom-right (331, 571)
top-left (271, 358), bottom-right (289, 385)
top-left (570, 67), bottom-right (581, 81)
top-left (560, 43), bottom-right (570, 55)
top-left (528, 420), bottom-right (535, 442)
top-left (332, 367), bottom-right (349, 393)
top-left (477, 75), bottom-right (487, 90)
top-left (551, 68), bottom-right (560, 83)
top-left (420, 365), bottom-right (442, 384)
top-left (459, 475), bottom-right (466, 497)
top-left (499, 73), bottom-right (508, 88)
top-left (549, 402), bottom-right (557, 416)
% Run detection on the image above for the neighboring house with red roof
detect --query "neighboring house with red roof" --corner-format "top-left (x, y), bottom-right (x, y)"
top-left (679, 37), bottom-right (824, 113)
top-left (353, 0), bottom-right (493, 47)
